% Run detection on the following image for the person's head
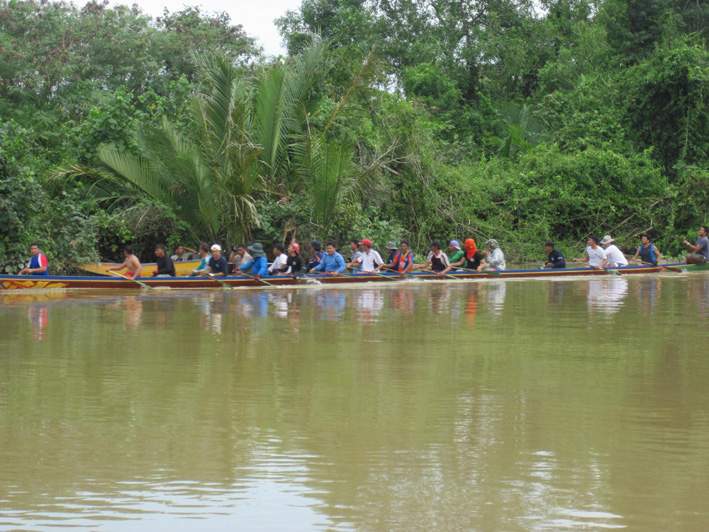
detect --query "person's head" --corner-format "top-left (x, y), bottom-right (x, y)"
top-left (485, 238), bottom-right (499, 250)
top-left (700, 226), bottom-right (709, 237)
top-left (124, 245), bottom-right (134, 257)
top-left (325, 241), bottom-right (336, 255)
top-left (386, 241), bottom-right (397, 253)
top-left (311, 240), bottom-right (322, 253)
top-left (349, 240), bottom-right (359, 252)
top-left (211, 244), bottom-right (222, 259)
top-left (273, 243), bottom-right (285, 256)
top-left (289, 242), bottom-right (301, 256)
top-left (155, 244), bottom-right (166, 257)
top-left (588, 235), bottom-right (600, 248)
top-left (359, 238), bottom-right (372, 251)
top-left (235, 244), bottom-right (247, 256)
top-left (199, 243), bottom-right (210, 256)
top-left (29, 243), bottom-right (40, 256)
top-left (599, 235), bottom-right (614, 248)
top-left (544, 241), bottom-right (555, 253)
top-left (640, 234), bottom-right (651, 246)
top-left (400, 241), bottom-right (409, 253)
top-left (430, 240), bottom-right (441, 252)
top-left (449, 240), bottom-right (461, 252)
top-left (175, 244), bottom-right (185, 255)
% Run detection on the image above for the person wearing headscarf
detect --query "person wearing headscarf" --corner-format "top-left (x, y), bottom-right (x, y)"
top-left (480, 238), bottom-right (506, 271)
top-left (239, 243), bottom-right (269, 279)
top-left (444, 238), bottom-right (486, 273)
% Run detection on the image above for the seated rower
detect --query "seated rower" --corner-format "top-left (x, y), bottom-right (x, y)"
top-left (279, 243), bottom-right (305, 275)
top-left (572, 236), bottom-right (608, 270)
top-left (204, 244), bottom-right (229, 277)
top-left (106, 245), bottom-right (142, 277)
top-left (190, 243), bottom-right (211, 276)
top-left (630, 235), bottom-right (662, 266)
top-left (310, 241), bottom-right (347, 275)
top-left (412, 240), bottom-right (449, 273)
top-left (384, 242), bottom-right (398, 266)
top-left (239, 243), bottom-right (269, 279)
top-left (307, 240), bottom-right (325, 271)
top-left (683, 225), bottom-right (709, 265)
top-left (229, 244), bottom-right (252, 273)
top-left (448, 240), bottom-right (464, 264)
top-left (171, 244), bottom-right (197, 262)
top-left (543, 241), bottom-right (566, 268)
top-left (444, 238), bottom-right (485, 273)
top-left (353, 239), bottom-right (384, 273)
top-left (600, 235), bottom-right (628, 267)
top-left (153, 244), bottom-right (176, 276)
top-left (268, 244), bottom-right (288, 275)
top-left (19, 242), bottom-right (49, 276)
top-left (377, 241), bottom-right (414, 275)
top-left (345, 240), bottom-right (363, 271)
top-left (480, 239), bottom-right (506, 271)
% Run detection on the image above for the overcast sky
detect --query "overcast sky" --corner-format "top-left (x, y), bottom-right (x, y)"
top-left (110, 0), bottom-right (301, 56)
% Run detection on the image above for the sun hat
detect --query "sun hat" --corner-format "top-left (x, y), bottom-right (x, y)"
top-left (248, 243), bottom-right (267, 258)
top-left (600, 235), bottom-right (614, 245)
top-left (485, 238), bottom-right (499, 249)
top-left (359, 238), bottom-right (372, 246)
top-left (450, 240), bottom-right (461, 250)
top-left (386, 241), bottom-right (397, 250)
top-left (210, 244), bottom-right (222, 252)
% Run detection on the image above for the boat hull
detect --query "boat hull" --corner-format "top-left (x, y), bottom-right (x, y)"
top-left (2, 263), bottom-right (700, 292)
top-left (78, 260), bottom-right (202, 277)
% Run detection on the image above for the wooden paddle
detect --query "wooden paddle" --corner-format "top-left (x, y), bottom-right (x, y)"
top-left (423, 269), bottom-right (460, 280)
top-left (201, 273), bottom-right (234, 289)
top-left (452, 266), bottom-right (501, 276)
top-left (239, 271), bottom-right (277, 287)
top-left (108, 270), bottom-right (156, 290)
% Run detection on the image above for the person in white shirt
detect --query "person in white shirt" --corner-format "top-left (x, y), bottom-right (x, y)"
top-left (572, 235), bottom-right (608, 270)
top-left (268, 243), bottom-right (289, 275)
top-left (480, 238), bottom-right (506, 271)
top-left (353, 238), bottom-right (384, 272)
top-left (600, 235), bottom-right (628, 267)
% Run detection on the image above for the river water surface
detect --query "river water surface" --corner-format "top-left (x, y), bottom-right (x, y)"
top-left (1, 274), bottom-right (709, 531)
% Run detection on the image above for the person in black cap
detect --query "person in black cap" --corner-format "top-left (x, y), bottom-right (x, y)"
top-left (308, 240), bottom-right (325, 271)
top-left (543, 241), bottom-right (566, 269)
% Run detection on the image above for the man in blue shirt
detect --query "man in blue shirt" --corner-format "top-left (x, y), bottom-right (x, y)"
top-left (239, 243), bottom-right (269, 279)
top-left (205, 244), bottom-right (229, 276)
top-left (543, 241), bottom-right (566, 268)
top-left (310, 241), bottom-right (347, 275)
top-left (19, 243), bottom-right (49, 276)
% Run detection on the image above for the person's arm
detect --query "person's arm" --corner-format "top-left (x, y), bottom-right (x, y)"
top-left (683, 239), bottom-right (701, 252)
top-left (573, 253), bottom-right (590, 263)
top-left (654, 246), bottom-right (662, 263)
top-left (239, 259), bottom-right (254, 271)
top-left (184, 246), bottom-right (197, 254)
top-left (106, 259), bottom-right (128, 272)
top-left (311, 258), bottom-right (326, 274)
top-left (212, 259), bottom-right (228, 276)
top-left (334, 254), bottom-right (347, 274)
top-left (403, 253), bottom-right (415, 274)
top-left (442, 256), bottom-right (464, 274)
top-left (477, 259), bottom-right (488, 272)
top-left (596, 258), bottom-right (608, 269)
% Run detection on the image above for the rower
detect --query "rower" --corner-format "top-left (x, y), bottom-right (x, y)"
top-left (19, 243), bottom-right (49, 276)
top-left (683, 225), bottom-right (709, 265)
top-left (307, 240), bottom-right (325, 271)
top-left (229, 244), bottom-right (252, 273)
top-left (153, 244), bottom-right (176, 276)
top-left (345, 240), bottom-right (363, 271)
top-left (106, 245), bottom-right (142, 277)
top-left (279, 243), bottom-right (305, 275)
top-left (268, 244), bottom-right (288, 276)
top-left (378, 241), bottom-right (414, 275)
top-left (448, 240), bottom-right (464, 264)
top-left (384, 242), bottom-right (397, 266)
top-left (543, 241), bottom-right (566, 268)
top-left (310, 241), bottom-right (347, 275)
top-left (444, 238), bottom-right (485, 273)
top-left (239, 243), bottom-right (269, 279)
top-left (353, 239), bottom-right (384, 273)
top-left (630, 235), bottom-right (662, 266)
top-left (190, 243), bottom-right (210, 276)
top-left (480, 238), bottom-right (506, 271)
top-left (171, 244), bottom-right (197, 262)
top-left (572, 236), bottom-right (608, 270)
top-left (413, 240), bottom-right (449, 273)
top-left (600, 235), bottom-right (628, 267)
top-left (204, 244), bottom-right (229, 277)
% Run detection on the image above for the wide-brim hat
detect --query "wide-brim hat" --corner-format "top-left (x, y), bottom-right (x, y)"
top-left (248, 243), bottom-right (267, 258)
top-left (600, 235), bottom-right (614, 245)
top-left (386, 241), bottom-right (397, 250)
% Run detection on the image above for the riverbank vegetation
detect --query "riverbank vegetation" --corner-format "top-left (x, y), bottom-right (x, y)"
top-left (1, 0), bottom-right (708, 271)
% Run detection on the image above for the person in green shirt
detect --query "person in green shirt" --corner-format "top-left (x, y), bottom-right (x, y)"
top-left (448, 240), bottom-right (464, 263)
top-left (190, 243), bottom-right (211, 276)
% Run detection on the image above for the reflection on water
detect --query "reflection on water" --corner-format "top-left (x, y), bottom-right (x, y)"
top-left (2, 276), bottom-right (709, 531)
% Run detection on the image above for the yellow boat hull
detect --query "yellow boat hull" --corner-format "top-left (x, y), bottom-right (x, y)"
top-left (78, 260), bottom-right (202, 277)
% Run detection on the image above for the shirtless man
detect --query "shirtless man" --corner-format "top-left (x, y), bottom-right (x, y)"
top-left (106, 245), bottom-right (143, 277)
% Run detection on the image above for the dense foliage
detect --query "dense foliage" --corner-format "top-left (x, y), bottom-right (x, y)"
top-left (1, 0), bottom-right (707, 271)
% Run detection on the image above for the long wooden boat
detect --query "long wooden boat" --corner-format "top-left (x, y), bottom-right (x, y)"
top-left (78, 260), bottom-right (201, 277)
top-left (1, 263), bottom-right (706, 292)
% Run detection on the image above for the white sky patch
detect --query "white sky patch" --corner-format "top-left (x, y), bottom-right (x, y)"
top-left (109, 0), bottom-right (302, 56)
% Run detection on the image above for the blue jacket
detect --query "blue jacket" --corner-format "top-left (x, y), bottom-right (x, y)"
top-left (240, 256), bottom-right (269, 277)
top-left (314, 251), bottom-right (346, 273)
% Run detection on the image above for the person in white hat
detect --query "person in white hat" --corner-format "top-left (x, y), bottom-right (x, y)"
top-left (600, 235), bottom-right (628, 267)
top-left (203, 244), bottom-right (229, 276)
